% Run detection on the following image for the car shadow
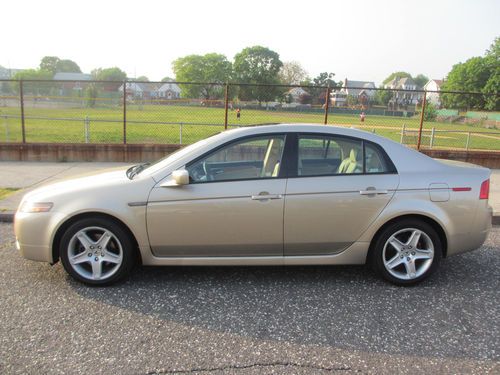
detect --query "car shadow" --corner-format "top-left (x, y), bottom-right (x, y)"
top-left (69, 247), bottom-right (499, 361)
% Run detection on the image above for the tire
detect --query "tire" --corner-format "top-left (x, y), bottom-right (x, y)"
top-left (60, 217), bottom-right (135, 286)
top-left (371, 219), bottom-right (442, 286)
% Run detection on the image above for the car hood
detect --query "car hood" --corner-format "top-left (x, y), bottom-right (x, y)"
top-left (22, 168), bottom-right (131, 203)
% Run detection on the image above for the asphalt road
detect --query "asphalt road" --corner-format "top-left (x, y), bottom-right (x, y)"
top-left (0, 223), bottom-right (499, 374)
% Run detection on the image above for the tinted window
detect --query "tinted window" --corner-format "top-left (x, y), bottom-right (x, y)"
top-left (298, 135), bottom-right (362, 176)
top-left (187, 135), bottom-right (286, 182)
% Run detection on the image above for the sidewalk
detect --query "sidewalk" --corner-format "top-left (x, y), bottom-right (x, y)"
top-left (0, 161), bottom-right (499, 223)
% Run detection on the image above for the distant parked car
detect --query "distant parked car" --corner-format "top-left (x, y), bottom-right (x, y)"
top-left (15, 124), bottom-right (492, 286)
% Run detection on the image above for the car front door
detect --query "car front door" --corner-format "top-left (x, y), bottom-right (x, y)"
top-left (284, 133), bottom-right (399, 256)
top-left (147, 134), bottom-right (288, 257)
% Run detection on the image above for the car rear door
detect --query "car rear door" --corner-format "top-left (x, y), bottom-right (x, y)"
top-left (147, 134), bottom-right (288, 257)
top-left (284, 133), bottom-right (399, 256)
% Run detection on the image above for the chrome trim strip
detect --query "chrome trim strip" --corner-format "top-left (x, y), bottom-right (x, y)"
top-left (127, 201), bottom-right (148, 207)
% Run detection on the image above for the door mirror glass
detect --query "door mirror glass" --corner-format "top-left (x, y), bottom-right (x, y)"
top-left (172, 169), bottom-right (189, 185)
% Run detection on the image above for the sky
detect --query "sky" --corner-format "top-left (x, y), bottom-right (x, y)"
top-left (1, 0), bottom-right (499, 85)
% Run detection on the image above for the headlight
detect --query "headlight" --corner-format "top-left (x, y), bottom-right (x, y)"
top-left (19, 202), bottom-right (54, 213)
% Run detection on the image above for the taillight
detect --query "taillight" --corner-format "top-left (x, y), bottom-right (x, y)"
top-left (479, 179), bottom-right (490, 200)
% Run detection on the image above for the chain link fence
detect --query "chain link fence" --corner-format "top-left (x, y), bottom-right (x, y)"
top-left (0, 79), bottom-right (498, 151)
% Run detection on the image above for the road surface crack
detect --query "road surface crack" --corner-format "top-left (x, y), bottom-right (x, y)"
top-left (147, 361), bottom-right (361, 374)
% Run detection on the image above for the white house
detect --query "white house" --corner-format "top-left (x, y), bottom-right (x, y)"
top-left (423, 79), bottom-right (443, 106)
top-left (384, 76), bottom-right (422, 106)
top-left (284, 87), bottom-right (310, 103)
top-left (156, 82), bottom-right (181, 100)
top-left (331, 78), bottom-right (376, 107)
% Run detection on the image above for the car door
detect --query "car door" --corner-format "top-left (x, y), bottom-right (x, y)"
top-left (284, 133), bottom-right (399, 256)
top-left (147, 134), bottom-right (288, 257)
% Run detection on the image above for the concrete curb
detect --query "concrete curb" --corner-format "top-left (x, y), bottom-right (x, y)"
top-left (1, 211), bottom-right (500, 225)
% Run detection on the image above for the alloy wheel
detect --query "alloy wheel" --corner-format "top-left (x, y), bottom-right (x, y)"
top-left (67, 226), bottom-right (123, 281)
top-left (382, 228), bottom-right (434, 281)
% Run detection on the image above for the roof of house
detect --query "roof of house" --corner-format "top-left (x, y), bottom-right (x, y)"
top-left (0, 66), bottom-right (22, 79)
top-left (385, 76), bottom-right (417, 89)
top-left (158, 82), bottom-right (181, 93)
top-left (53, 72), bottom-right (92, 81)
top-left (342, 79), bottom-right (376, 96)
top-left (286, 87), bottom-right (310, 96)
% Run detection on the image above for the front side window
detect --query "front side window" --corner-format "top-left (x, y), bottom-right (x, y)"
top-left (187, 135), bottom-right (286, 182)
top-left (298, 135), bottom-right (363, 176)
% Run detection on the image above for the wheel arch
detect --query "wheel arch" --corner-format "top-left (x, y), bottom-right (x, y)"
top-left (366, 214), bottom-right (448, 264)
top-left (51, 212), bottom-right (142, 265)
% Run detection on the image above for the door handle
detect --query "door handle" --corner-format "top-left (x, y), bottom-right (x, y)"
top-left (251, 193), bottom-right (283, 201)
top-left (359, 188), bottom-right (388, 196)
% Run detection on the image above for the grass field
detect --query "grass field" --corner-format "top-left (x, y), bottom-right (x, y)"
top-left (0, 104), bottom-right (499, 150)
top-left (0, 188), bottom-right (18, 200)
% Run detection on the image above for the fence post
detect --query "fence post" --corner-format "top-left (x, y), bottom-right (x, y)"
top-left (466, 132), bottom-right (471, 151)
top-left (3, 115), bottom-right (10, 142)
top-left (323, 86), bottom-right (331, 125)
top-left (430, 127), bottom-right (435, 148)
top-left (224, 83), bottom-right (229, 130)
top-left (179, 123), bottom-right (183, 145)
top-left (84, 116), bottom-right (90, 143)
top-left (416, 91), bottom-right (427, 150)
top-left (400, 124), bottom-right (406, 144)
top-left (122, 80), bottom-right (127, 144)
top-left (19, 80), bottom-right (26, 143)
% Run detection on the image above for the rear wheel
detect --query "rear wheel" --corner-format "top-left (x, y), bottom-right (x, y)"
top-left (60, 218), bottom-right (135, 286)
top-left (371, 219), bottom-right (442, 286)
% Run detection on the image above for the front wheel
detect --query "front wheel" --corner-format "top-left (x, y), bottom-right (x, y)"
top-left (60, 218), bottom-right (135, 286)
top-left (371, 219), bottom-right (442, 286)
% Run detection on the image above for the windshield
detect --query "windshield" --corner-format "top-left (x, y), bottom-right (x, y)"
top-left (136, 132), bottom-right (226, 178)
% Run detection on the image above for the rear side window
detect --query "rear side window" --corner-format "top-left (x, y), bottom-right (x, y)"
top-left (298, 135), bottom-right (363, 176)
top-left (365, 142), bottom-right (392, 173)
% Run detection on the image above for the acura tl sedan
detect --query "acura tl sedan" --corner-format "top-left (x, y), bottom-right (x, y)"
top-left (15, 124), bottom-right (492, 286)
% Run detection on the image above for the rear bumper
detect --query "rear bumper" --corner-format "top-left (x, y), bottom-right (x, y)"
top-left (447, 204), bottom-right (492, 257)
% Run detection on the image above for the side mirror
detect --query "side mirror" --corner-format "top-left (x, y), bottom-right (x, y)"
top-left (172, 169), bottom-right (189, 185)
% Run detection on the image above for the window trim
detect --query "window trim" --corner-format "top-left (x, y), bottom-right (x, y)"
top-left (185, 132), bottom-right (290, 184)
top-left (289, 132), bottom-right (398, 179)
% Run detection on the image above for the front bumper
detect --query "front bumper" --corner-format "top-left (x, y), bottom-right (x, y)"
top-left (14, 211), bottom-right (66, 263)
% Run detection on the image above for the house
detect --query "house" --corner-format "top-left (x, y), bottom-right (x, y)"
top-left (118, 82), bottom-right (163, 100)
top-left (284, 87), bottom-right (310, 103)
top-left (331, 78), bottom-right (376, 107)
top-left (156, 82), bottom-right (181, 100)
top-left (53, 72), bottom-right (92, 94)
top-left (384, 76), bottom-right (422, 107)
top-left (0, 66), bottom-right (22, 79)
top-left (423, 79), bottom-right (443, 106)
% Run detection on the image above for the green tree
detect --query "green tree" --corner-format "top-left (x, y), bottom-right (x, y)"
top-left (161, 76), bottom-right (174, 82)
top-left (11, 69), bottom-right (53, 94)
top-left (382, 71), bottom-right (412, 85)
top-left (278, 61), bottom-right (308, 85)
top-left (134, 76), bottom-right (149, 82)
top-left (312, 72), bottom-right (339, 88)
top-left (441, 57), bottom-right (491, 109)
top-left (40, 56), bottom-right (81, 75)
top-left (483, 37), bottom-right (500, 110)
top-left (375, 86), bottom-right (392, 105)
top-left (57, 59), bottom-right (81, 73)
top-left (172, 53), bottom-right (232, 99)
top-left (39, 56), bottom-right (60, 75)
top-left (413, 74), bottom-right (429, 88)
top-left (307, 72), bottom-right (340, 104)
top-left (233, 46), bottom-right (283, 103)
top-left (92, 67), bottom-right (127, 81)
top-left (423, 102), bottom-right (437, 121)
